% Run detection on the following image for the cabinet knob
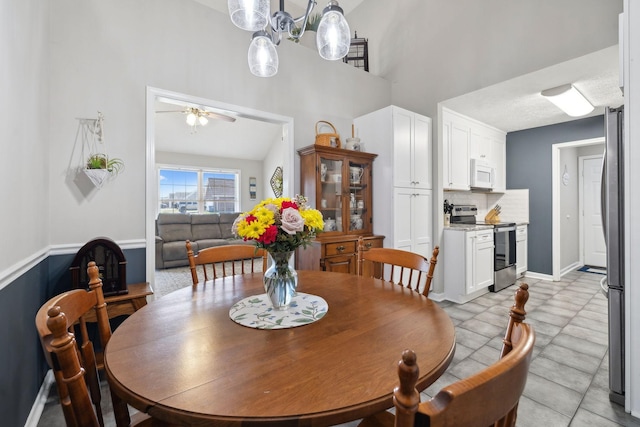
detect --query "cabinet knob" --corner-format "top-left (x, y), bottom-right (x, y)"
top-left (337, 245), bottom-right (345, 252)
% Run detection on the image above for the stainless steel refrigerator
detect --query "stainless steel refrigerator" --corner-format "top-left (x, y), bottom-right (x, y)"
top-left (602, 105), bottom-right (625, 406)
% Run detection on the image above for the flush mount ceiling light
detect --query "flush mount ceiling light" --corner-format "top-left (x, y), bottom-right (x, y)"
top-left (541, 84), bottom-right (594, 117)
top-left (228, 0), bottom-right (351, 77)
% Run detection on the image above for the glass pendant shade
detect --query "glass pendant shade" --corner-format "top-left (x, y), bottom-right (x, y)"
top-left (248, 32), bottom-right (278, 77)
top-left (186, 112), bottom-right (197, 126)
top-left (198, 115), bottom-right (209, 126)
top-left (317, 6), bottom-right (350, 60)
top-left (228, 0), bottom-right (270, 31)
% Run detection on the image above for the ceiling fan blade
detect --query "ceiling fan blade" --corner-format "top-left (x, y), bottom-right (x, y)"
top-left (155, 110), bottom-right (187, 113)
top-left (203, 111), bottom-right (237, 123)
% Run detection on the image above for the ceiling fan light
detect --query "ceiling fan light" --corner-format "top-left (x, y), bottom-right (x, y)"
top-left (248, 31), bottom-right (278, 77)
top-left (228, 0), bottom-right (270, 31)
top-left (198, 115), bottom-right (209, 126)
top-left (541, 84), bottom-right (594, 117)
top-left (186, 112), bottom-right (197, 126)
top-left (317, 1), bottom-right (350, 60)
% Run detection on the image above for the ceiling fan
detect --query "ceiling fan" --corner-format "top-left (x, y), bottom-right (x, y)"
top-left (156, 107), bottom-right (236, 132)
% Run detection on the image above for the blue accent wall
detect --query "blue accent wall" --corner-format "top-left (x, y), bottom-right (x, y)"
top-left (506, 116), bottom-right (604, 274)
top-left (0, 247), bottom-right (146, 426)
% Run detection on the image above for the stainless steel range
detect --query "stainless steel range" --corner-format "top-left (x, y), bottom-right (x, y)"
top-left (450, 205), bottom-right (517, 292)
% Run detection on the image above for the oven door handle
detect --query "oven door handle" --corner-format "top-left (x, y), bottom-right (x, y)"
top-left (494, 226), bottom-right (516, 232)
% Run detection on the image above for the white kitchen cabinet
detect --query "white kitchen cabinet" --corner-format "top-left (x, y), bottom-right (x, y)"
top-left (516, 224), bottom-right (528, 277)
top-left (442, 110), bottom-right (470, 191)
top-left (393, 187), bottom-right (432, 257)
top-left (442, 107), bottom-right (506, 192)
top-left (443, 228), bottom-right (494, 303)
top-left (354, 106), bottom-right (433, 253)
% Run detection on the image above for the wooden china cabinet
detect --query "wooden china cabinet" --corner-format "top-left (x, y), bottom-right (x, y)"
top-left (296, 144), bottom-right (384, 274)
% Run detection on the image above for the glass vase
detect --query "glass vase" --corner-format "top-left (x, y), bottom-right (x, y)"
top-left (263, 251), bottom-right (298, 310)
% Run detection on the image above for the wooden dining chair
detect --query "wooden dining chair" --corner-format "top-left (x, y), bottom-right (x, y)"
top-left (35, 261), bottom-right (156, 427)
top-left (358, 240), bottom-right (440, 296)
top-left (186, 240), bottom-right (267, 285)
top-left (360, 283), bottom-right (534, 427)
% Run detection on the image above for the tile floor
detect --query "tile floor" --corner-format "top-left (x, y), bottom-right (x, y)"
top-left (38, 269), bottom-right (640, 426)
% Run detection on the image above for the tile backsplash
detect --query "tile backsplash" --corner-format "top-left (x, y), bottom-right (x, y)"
top-left (444, 189), bottom-right (529, 223)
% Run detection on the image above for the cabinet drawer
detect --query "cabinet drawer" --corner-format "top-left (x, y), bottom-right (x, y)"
top-left (516, 226), bottom-right (527, 241)
top-left (361, 237), bottom-right (384, 252)
top-left (325, 241), bottom-right (357, 256)
top-left (476, 230), bottom-right (493, 242)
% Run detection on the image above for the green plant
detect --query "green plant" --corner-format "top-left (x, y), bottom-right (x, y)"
top-left (86, 153), bottom-right (125, 175)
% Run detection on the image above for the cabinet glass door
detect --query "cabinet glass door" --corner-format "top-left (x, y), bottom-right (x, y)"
top-left (347, 159), bottom-right (369, 234)
top-left (319, 156), bottom-right (343, 233)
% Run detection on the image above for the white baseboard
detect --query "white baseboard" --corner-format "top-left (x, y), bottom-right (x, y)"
top-left (561, 261), bottom-right (582, 277)
top-left (428, 291), bottom-right (447, 302)
top-left (24, 370), bottom-right (54, 427)
top-left (523, 271), bottom-right (554, 281)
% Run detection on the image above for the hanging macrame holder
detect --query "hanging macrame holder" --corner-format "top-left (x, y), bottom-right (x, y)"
top-left (79, 113), bottom-right (110, 188)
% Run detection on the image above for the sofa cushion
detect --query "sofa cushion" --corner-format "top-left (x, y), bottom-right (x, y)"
top-left (191, 214), bottom-right (223, 241)
top-left (157, 214), bottom-right (192, 243)
top-left (219, 213), bottom-right (240, 239)
top-left (163, 240), bottom-right (193, 262)
top-left (197, 239), bottom-right (232, 251)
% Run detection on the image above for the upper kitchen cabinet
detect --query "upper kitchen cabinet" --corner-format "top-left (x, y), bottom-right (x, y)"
top-left (354, 105), bottom-right (432, 190)
top-left (442, 110), bottom-right (470, 191)
top-left (441, 107), bottom-right (507, 193)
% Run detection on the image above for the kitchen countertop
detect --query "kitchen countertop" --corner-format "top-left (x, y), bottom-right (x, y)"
top-left (445, 224), bottom-right (494, 231)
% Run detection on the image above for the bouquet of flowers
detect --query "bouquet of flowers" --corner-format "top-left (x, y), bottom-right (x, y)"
top-left (233, 195), bottom-right (324, 253)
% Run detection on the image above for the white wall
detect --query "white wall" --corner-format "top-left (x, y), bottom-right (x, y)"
top-left (46, 0), bottom-right (391, 247)
top-left (348, 0), bottom-right (621, 119)
top-left (559, 147), bottom-right (580, 270)
top-left (263, 132), bottom-right (285, 201)
top-left (0, 0), bottom-right (50, 273)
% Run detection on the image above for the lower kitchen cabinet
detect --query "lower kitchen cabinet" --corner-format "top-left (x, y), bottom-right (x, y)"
top-left (296, 235), bottom-right (384, 275)
top-left (443, 228), bottom-right (494, 303)
top-left (516, 224), bottom-right (528, 277)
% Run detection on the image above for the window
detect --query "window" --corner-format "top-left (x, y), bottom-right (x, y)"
top-left (158, 167), bottom-right (240, 214)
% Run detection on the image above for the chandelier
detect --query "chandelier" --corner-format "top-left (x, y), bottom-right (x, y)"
top-left (228, 0), bottom-right (351, 77)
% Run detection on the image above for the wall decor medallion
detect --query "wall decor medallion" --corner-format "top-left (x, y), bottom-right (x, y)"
top-left (270, 166), bottom-right (283, 197)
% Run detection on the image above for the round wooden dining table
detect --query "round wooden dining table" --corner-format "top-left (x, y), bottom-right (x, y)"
top-left (104, 270), bottom-right (456, 426)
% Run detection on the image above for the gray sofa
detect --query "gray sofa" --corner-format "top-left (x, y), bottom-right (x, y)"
top-left (155, 212), bottom-right (251, 269)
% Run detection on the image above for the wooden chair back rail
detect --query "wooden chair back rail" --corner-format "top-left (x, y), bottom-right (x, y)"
top-left (392, 283), bottom-right (534, 427)
top-left (186, 241), bottom-right (267, 285)
top-left (36, 262), bottom-right (160, 427)
top-left (357, 242), bottom-right (439, 296)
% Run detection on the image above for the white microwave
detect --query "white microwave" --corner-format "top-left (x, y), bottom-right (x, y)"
top-left (470, 158), bottom-right (494, 190)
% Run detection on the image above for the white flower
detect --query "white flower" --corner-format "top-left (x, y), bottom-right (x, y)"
top-left (280, 208), bottom-right (305, 235)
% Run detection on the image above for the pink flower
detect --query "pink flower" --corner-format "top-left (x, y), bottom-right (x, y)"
top-left (280, 208), bottom-right (305, 235)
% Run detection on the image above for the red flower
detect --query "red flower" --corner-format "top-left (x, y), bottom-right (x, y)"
top-left (258, 225), bottom-right (278, 244)
top-left (281, 201), bottom-right (298, 211)
top-left (245, 214), bottom-right (258, 223)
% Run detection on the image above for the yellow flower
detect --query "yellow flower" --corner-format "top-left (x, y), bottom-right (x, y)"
top-left (300, 209), bottom-right (324, 230)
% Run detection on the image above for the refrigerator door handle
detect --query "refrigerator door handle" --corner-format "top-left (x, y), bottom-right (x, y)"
top-left (601, 147), bottom-right (607, 243)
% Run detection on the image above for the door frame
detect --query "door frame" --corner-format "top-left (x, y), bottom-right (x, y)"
top-left (578, 154), bottom-right (605, 267)
top-left (145, 87), bottom-right (295, 284)
top-left (551, 137), bottom-right (604, 280)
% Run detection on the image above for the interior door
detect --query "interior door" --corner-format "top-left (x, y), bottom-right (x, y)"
top-left (582, 156), bottom-right (606, 267)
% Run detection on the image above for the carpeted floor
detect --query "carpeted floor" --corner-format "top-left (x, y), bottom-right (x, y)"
top-left (152, 260), bottom-right (262, 298)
